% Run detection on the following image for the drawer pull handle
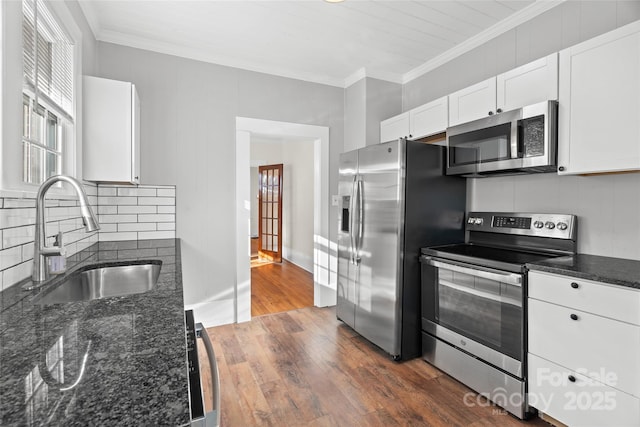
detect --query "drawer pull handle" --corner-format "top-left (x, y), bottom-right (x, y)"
top-left (568, 375), bottom-right (576, 383)
top-left (570, 313), bottom-right (579, 321)
top-left (570, 282), bottom-right (579, 289)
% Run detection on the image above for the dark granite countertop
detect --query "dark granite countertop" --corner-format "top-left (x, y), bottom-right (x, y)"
top-left (527, 253), bottom-right (640, 290)
top-left (0, 239), bottom-right (190, 426)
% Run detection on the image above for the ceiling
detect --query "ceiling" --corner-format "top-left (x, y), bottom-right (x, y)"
top-left (78, 0), bottom-right (561, 88)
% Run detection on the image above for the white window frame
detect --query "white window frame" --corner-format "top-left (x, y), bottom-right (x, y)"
top-left (22, 0), bottom-right (75, 186)
top-left (0, 0), bottom-right (82, 196)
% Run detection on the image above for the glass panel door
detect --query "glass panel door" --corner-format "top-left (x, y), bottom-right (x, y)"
top-left (258, 164), bottom-right (283, 263)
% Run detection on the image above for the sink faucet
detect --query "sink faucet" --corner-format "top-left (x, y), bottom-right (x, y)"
top-left (31, 175), bottom-right (100, 283)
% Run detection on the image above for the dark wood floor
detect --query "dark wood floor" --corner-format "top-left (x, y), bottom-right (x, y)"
top-left (201, 306), bottom-right (551, 427)
top-left (251, 259), bottom-right (314, 317)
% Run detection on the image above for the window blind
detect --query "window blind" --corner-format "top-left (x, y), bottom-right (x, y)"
top-left (22, 0), bottom-right (74, 118)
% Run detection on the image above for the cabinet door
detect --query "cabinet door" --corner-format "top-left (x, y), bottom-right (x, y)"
top-left (409, 96), bottom-right (448, 139)
top-left (496, 53), bottom-right (558, 112)
top-left (558, 21), bottom-right (640, 175)
top-left (380, 112), bottom-right (410, 143)
top-left (83, 76), bottom-right (139, 184)
top-left (528, 354), bottom-right (640, 427)
top-left (529, 298), bottom-right (640, 397)
top-left (448, 77), bottom-right (496, 127)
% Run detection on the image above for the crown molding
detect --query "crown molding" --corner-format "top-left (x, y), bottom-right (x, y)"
top-left (77, 0), bottom-right (100, 39)
top-left (343, 67), bottom-right (403, 88)
top-left (402, 0), bottom-right (566, 84)
top-left (97, 30), bottom-right (347, 88)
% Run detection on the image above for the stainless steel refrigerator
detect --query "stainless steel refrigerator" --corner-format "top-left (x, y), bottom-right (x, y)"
top-left (337, 139), bottom-right (466, 360)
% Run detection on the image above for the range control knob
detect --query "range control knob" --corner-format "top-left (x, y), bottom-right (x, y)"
top-left (557, 222), bottom-right (568, 231)
top-left (545, 221), bottom-right (556, 230)
top-left (533, 221), bottom-right (544, 229)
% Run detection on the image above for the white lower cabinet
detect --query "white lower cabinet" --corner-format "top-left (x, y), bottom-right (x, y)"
top-left (529, 354), bottom-right (640, 427)
top-left (528, 270), bottom-right (640, 426)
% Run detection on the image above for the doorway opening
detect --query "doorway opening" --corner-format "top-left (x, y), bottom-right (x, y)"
top-left (249, 137), bottom-right (313, 316)
top-left (235, 118), bottom-right (335, 323)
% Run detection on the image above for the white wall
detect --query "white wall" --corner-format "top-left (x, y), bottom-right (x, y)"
top-left (403, 1), bottom-right (640, 260)
top-left (96, 42), bottom-right (343, 324)
top-left (250, 138), bottom-right (314, 272)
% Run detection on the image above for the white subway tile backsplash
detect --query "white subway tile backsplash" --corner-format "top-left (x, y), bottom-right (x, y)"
top-left (98, 205), bottom-right (118, 215)
top-left (118, 223), bottom-right (156, 232)
top-left (100, 232), bottom-right (138, 241)
top-left (138, 231), bottom-right (175, 240)
top-left (138, 214), bottom-right (175, 223)
top-left (157, 205), bottom-right (175, 214)
top-left (138, 197), bottom-right (175, 206)
top-left (95, 184), bottom-right (176, 243)
top-left (22, 243), bottom-right (34, 262)
top-left (3, 198), bottom-right (36, 208)
top-left (0, 208), bottom-right (36, 228)
top-left (157, 188), bottom-right (176, 197)
top-left (0, 183), bottom-right (176, 290)
top-left (2, 225), bottom-right (35, 249)
top-left (98, 223), bottom-right (117, 233)
top-left (98, 196), bottom-right (137, 206)
top-left (0, 246), bottom-right (23, 270)
top-left (98, 187), bottom-right (117, 196)
top-left (99, 214), bottom-right (138, 224)
top-left (118, 187), bottom-right (157, 197)
top-left (117, 205), bottom-right (156, 214)
top-left (1, 261), bottom-right (31, 291)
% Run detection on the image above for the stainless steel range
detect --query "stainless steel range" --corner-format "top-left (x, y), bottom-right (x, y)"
top-left (420, 212), bottom-right (577, 419)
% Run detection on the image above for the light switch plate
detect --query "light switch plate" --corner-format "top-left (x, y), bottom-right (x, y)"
top-left (331, 195), bottom-right (340, 207)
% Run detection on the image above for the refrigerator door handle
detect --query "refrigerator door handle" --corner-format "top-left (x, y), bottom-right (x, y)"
top-left (355, 178), bottom-right (364, 264)
top-left (349, 176), bottom-right (357, 264)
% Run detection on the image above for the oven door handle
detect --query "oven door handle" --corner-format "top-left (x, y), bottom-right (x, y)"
top-left (196, 322), bottom-right (221, 427)
top-left (421, 257), bottom-right (522, 286)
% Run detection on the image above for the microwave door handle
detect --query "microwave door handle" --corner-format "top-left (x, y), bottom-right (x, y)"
top-left (510, 119), bottom-right (520, 159)
top-left (423, 258), bottom-right (522, 286)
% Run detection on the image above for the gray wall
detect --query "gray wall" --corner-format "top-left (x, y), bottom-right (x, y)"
top-left (344, 79), bottom-right (366, 152)
top-left (96, 42), bottom-right (343, 308)
top-left (344, 77), bottom-right (401, 152)
top-left (403, 1), bottom-right (640, 259)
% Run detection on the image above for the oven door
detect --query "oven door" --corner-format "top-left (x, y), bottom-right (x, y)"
top-left (420, 256), bottom-right (524, 378)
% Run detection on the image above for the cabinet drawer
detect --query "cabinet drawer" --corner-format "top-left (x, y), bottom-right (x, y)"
top-left (528, 354), bottom-right (640, 427)
top-left (529, 298), bottom-right (640, 397)
top-left (528, 271), bottom-right (640, 325)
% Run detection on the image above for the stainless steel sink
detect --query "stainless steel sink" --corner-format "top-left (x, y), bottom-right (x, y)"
top-left (34, 261), bottom-right (162, 305)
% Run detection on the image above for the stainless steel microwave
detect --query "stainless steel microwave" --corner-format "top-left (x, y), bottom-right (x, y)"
top-left (446, 100), bottom-right (558, 176)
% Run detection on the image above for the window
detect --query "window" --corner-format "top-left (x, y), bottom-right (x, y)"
top-left (22, 0), bottom-right (74, 185)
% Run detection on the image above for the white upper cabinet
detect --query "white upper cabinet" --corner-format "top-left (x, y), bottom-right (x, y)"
top-left (558, 21), bottom-right (640, 175)
top-left (380, 96), bottom-right (449, 143)
top-left (380, 111), bottom-right (410, 143)
top-left (496, 53), bottom-right (558, 112)
top-left (83, 76), bottom-right (140, 184)
top-left (409, 96), bottom-right (448, 140)
top-left (448, 77), bottom-right (497, 127)
top-left (448, 53), bottom-right (558, 127)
